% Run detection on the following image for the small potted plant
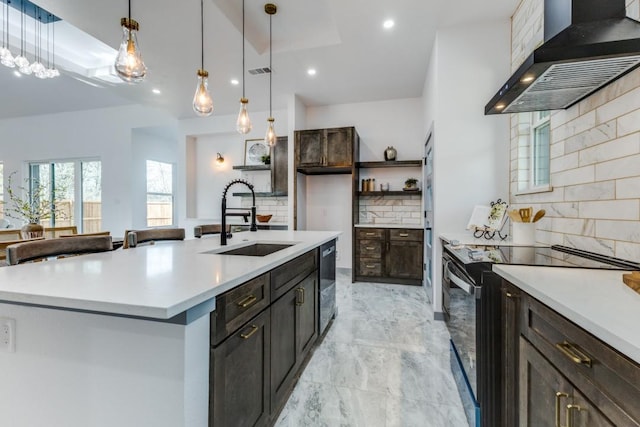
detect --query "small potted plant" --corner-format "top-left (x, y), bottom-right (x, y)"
top-left (261, 155), bottom-right (271, 165)
top-left (404, 177), bottom-right (418, 190)
top-left (1, 172), bottom-right (67, 238)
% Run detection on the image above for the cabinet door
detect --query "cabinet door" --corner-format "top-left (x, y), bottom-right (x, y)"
top-left (270, 286), bottom-right (299, 414)
top-left (296, 272), bottom-right (318, 362)
top-left (211, 309), bottom-right (270, 427)
top-left (386, 240), bottom-right (423, 280)
top-left (271, 136), bottom-right (288, 194)
top-left (501, 282), bottom-right (521, 427)
top-left (296, 130), bottom-right (323, 167)
top-left (325, 127), bottom-right (353, 167)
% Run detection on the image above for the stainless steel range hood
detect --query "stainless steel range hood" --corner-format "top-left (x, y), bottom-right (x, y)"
top-left (485, 0), bottom-right (640, 115)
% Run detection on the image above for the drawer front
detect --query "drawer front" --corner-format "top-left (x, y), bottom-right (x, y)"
top-left (522, 295), bottom-right (640, 426)
top-left (212, 273), bottom-right (270, 346)
top-left (356, 258), bottom-right (382, 277)
top-left (358, 239), bottom-right (383, 259)
top-left (356, 228), bottom-right (384, 240)
top-left (271, 249), bottom-right (318, 300)
top-left (389, 229), bottom-right (423, 241)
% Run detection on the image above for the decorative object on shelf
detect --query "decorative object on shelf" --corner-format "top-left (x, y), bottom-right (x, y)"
top-left (192, 0), bottom-right (213, 116)
top-left (403, 177), bottom-right (419, 191)
top-left (216, 152), bottom-right (225, 166)
top-left (1, 171), bottom-right (67, 239)
top-left (244, 138), bottom-right (270, 166)
top-left (384, 146), bottom-right (397, 161)
top-left (236, 0), bottom-right (252, 134)
top-left (256, 214), bottom-right (272, 223)
top-left (114, 0), bottom-right (146, 83)
top-left (380, 182), bottom-right (389, 191)
top-left (467, 198), bottom-right (509, 240)
top-left (261, 155), bottom-right (271, 165)
top-left (264, 3), bottom-right (277, 146)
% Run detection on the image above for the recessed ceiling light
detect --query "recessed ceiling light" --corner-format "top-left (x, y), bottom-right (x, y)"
top-left (13, 71), bottom-right (21, 77)
top-left (230, 79), bottom-right (239, 85)
top-left (383, 19), bottom-right (395, 29)
top-left (521, 76), bottom-right (534, 83)
top-left (307, 68), bottom-right (317, 76)
top-left (152, 88), bottom-right (161, 94)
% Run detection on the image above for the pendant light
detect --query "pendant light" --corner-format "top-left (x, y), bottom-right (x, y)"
top-left (192, 0), bottom-right (213, 117)
top-left (31, 7), bottom-right (46, 78)
top-left (45, 12), bottom-right (59, 78)
top-left (264, 3), bottom-right (277, 147)
top-left (14, 0), bottom-right (30, 74)
top-left (0, 0), bottom-right (15, 68)
top-left (236, 0), bottom-right (251, 134)
top-left (114, 0), bottom-right (146, 83)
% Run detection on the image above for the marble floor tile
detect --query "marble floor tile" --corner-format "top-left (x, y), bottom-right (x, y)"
top-left (275, 271), bottom-right (467, 427)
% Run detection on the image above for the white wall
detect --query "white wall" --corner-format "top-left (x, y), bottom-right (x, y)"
top-left (302, 98), bottom-right (424, 269)
top-left (424, 21), bottom-right (511, 315)
top-left (0, 105), bottom-right (178, 235)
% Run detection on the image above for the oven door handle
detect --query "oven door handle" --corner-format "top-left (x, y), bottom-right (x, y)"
top-left (445, 261), bottom-right (476, 295)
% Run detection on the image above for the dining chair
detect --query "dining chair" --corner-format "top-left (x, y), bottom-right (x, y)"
top-left (124, 228), bottom-right (185, 248)
top-left (44, 226), bottom-right (78, 238)
top-left (6, 235), bottom-right (113, 265)
top-left (0, 237), bottom-right (45, 264)
top-left (0, 229), bottom-right (23, 241)
top-left (60, 231), bottom-right (110, 237)
top-left (194, 224), bottom-right (231, 238)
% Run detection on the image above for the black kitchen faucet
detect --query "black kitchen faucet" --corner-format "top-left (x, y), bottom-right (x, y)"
top-left (220, 179), bottom-right (257, 245)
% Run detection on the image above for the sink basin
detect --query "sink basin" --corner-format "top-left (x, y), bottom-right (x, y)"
top-left (204, 243), bottom-right (295, 257)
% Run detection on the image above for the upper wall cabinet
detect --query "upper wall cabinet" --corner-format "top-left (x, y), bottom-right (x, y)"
top-left (295, 127), bottom-right (359, 175)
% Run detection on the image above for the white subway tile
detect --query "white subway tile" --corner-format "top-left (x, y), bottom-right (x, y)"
top-left (596, 219), bottom-right (640, 242)
top-left (542, 202), bottom-right (579, 218)
top-left (564, 181), bottom-right (615, 202)
top-left (595, 153), bottom-right (640, 181)
top-left (595, 86), bottom-right (640, 124)
top-left (563, 235), bottom-right (615, 256)
top-left (616, 176), bottom-right (640, 199)
top-left (551, 165), bottom-right (595, 187)
top-left (545, 217), bottom-right (595, 236)
top-left (579, 200), bottom-right (639, 220)
top-left (615, 241), bottom-right (640, 262)
top-left (550, 152), bottom-right (579, 174)
top-left (579, 133), bottom-right (640, 166)
top-left (617, 110), bottom-right (640, 137)
top-left (564, 120), bottom-right (616, 154)
top-left (550, 141), bottom-right (565, 159)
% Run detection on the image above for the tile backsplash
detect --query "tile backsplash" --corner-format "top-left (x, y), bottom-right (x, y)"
top-left (241, 196), bottom-right (288, 224)
top-left (509, 0), bottom-right (640, 261)
top-left (359, 194), bottom-right (422, 226)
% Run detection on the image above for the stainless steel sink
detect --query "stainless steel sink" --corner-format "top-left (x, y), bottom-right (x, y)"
top-left (204, 243), bottom-right (295, 257)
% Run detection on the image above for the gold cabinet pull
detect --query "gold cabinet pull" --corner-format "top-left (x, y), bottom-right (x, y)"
top-left (296, 287), bottom-right (305, 306)
top-left (240, 325), bottom-right (259, 340)
top-left (555, 392), bottom-right (568, 427)
top-left (365, 246), bottom-right (376, 250)
top-left (505, 291), bottom-right (520, 298)
top-left (399, 233), bottom-right (409, 237)
top-left (365, 264), bottom-right (376, 268)
top-left (365, 232), bottom-right (376, 236)
top-left (237, 295), bottom-right (258, 308)
top-left (566, 404), bottom-right (584, 426)
top-left (555, 341), bottom-right (592, 367)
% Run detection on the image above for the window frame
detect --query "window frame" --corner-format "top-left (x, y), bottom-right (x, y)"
top-left (145, 160), bottom-right (176, 227)
top-left (515, 111), bottom-right (553, 195)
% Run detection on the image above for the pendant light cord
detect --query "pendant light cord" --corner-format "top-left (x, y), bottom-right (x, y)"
top-left (242, 0), bottom-right (245, 98)
top-left (269, 12), bottom-right (272, 117)
top-left (200, 0), bottom-right (204, 70)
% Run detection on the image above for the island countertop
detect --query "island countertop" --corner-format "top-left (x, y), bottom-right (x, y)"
top-left (0, 230), bottom-right (340, 320)
top-left (493, 264), bottom-right (640, 364)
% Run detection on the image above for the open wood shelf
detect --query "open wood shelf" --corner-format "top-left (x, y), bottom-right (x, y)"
top-left (357, 190), bottom-right (422, 196)
top-left (232, 165), bottom-right (270, 171)
top-left (356, 160), bottom-right (422, 168)
top-left (232, 192), bottom-right (288, 197)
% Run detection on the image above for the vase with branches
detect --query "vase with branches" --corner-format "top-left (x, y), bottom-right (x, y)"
top-left (1, 172), bottom-right (67, 238)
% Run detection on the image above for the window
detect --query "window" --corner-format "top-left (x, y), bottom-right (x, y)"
top-left (516, 111), bottom-right (551, 194)
top-left (146, 160), bottom-right (174, 227)
top-left (29, 160), bottom-right (102, 232)
top-left (0, 163), bottom-right (3, 219)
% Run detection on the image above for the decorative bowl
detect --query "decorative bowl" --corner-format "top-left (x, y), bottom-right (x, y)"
top-left (256, 214), bottom-right (273, 223)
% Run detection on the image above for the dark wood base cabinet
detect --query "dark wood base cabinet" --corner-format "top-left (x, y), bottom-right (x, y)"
top-left (210, 250), bottom-right (320, 427)
top-left (354, 228), bottom-right (423, 285)
top-left (501, 279), bottom-right (640, 427)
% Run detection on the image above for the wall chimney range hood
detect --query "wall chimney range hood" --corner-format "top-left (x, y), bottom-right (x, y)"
top-left (485, 0), bottom-right (640, 115)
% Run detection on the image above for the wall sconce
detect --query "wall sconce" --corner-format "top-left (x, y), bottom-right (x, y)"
top-left (216, 152), bottom-right (225, 166)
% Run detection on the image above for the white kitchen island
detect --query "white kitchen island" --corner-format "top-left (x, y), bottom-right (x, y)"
top-left (0, 230), bottom-right (339, 427)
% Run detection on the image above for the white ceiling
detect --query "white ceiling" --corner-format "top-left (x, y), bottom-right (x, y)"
top-left (0, 0), bottom-right (519, 120)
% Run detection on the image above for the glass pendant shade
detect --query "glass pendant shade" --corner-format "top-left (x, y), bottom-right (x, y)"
top-left (193, 69), bottom-right (213, 117)
top-left (265, 117), bottom-right (277, 147)
top-left (236, 98), bottom-right (252, 134)
top-left (0, 48), bottom-right (14, 68)
top-left (115, 18), bottom-right (146, 83)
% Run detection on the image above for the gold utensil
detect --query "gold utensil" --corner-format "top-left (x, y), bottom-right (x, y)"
top-left (519, 208), bottom-right (532, 223)
top-left (508, 210), bottom-right (522, 222)
top-left (532, 209), bottom-right (546, 223)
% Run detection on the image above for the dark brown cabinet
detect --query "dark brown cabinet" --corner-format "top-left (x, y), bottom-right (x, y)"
top-left (232, 136), bottom-right (288, 196)
top-left (295, 127), bottom-right (359, 174)
top-left (354, 227), bottom-right (423, 285)
top-left (211, 308), bottom-right (271, 427)
top-left (501, 279), bottom-right (640, 427)
top-left (270, 272), bottom-right (318, 415)
top-left (210, 249), bottom-right (320, 427)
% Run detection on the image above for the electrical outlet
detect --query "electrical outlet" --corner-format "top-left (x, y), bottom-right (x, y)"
top-left (0, 317), bottom-right (15, 353)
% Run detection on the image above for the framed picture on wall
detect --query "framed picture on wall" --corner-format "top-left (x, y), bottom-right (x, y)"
top-left (244, 139), bottom-right (270, 166)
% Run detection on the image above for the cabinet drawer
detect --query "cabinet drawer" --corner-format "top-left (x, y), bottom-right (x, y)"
top-left (211, 273), bottom-right (270, 346)
top-left (522, 296), bottom-right (640, 426)
top-left (356, 228), bottom-right (384, 240)
top-left (271, 249), bottom-right (318, 300)
top-left (389, 229), bottom-right (423, 241)
top-left (356, 259), bottom-right (382, 277)
top-left (358, 239), bottom-right (382, 258)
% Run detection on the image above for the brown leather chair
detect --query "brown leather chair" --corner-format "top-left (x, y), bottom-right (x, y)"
top-left (60, 231), bottom-right (110, 237)
top-left (194, 224), bottom-right (231, 238)
top-left (0, 237), bottom-right (44, 264)
top-left (6, 235), bottom-right (113, 265)
top-left (44, 226), bottom-right (78, 238)
top-left (124, 228), bottom-right (185, 248)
